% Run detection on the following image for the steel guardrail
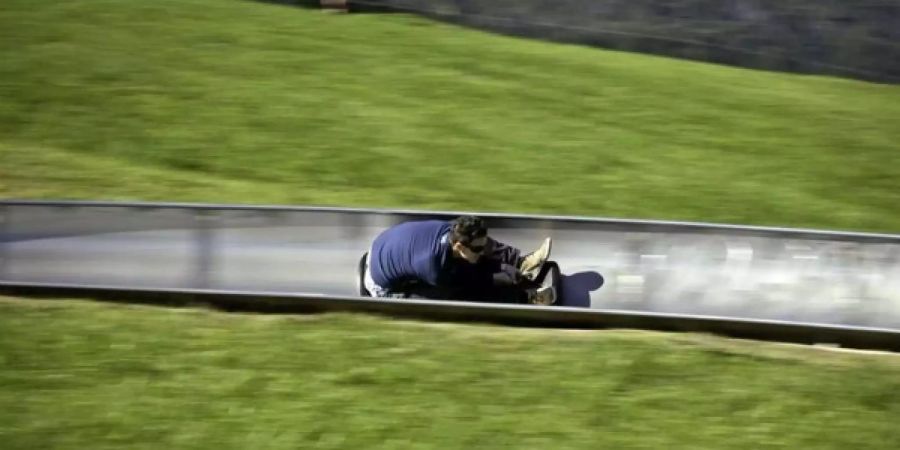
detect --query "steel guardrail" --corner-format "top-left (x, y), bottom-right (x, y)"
top-left (2, 199), bottom-right (898, 242)
top-left (2, 281), bottom-right (899, 351)
top-left (1, 200), bottom-right (898, 351)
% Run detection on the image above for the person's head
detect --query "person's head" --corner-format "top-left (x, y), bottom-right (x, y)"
top-left (449, 215), bottom-right (488, 264)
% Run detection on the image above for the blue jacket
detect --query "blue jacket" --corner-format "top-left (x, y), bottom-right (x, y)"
top-left (369, 220), bottom-right (452, 289)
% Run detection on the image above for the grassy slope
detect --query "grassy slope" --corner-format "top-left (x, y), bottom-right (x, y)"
top-left (1, 0), bottom-right (898, 232)
top-left (2, 297), bottom-right (899, 450)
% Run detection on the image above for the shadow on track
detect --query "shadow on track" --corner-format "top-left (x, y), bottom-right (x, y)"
top-left (559, 271), bottom-right (604, 308)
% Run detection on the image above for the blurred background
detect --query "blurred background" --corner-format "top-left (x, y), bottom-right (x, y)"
top-left (343, 0), bottom-right (900, 82)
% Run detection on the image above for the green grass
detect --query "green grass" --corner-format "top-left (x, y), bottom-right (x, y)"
top-left (1, 296), bottom-right (899, 450)
top-left (1, 0), bottom-right (898, 232)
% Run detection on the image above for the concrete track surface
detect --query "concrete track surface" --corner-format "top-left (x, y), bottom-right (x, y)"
top-left (1, 201), bottom-right (899, 344)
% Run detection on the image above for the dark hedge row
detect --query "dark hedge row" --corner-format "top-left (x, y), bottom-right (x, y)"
top-left (347, 0), bottom-right (900, 82)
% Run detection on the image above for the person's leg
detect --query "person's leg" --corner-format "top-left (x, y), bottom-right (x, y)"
top-left (484, 237), bottom-right (523, 267)
top-left (364, 252), bottom-right (393, 298)
top-left (486, 236), bottom-right (552, 280)
top-left (457, 283), bottom-right (555, 305)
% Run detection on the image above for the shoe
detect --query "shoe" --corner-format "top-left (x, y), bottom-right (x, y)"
top-left (526, 285), bottom-right (556, 305)
top-left (519, 237), bottom-right (552, 280)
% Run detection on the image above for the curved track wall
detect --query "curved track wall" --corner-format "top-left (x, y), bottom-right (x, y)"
top-left (1, 200), bottom-right (898, 349)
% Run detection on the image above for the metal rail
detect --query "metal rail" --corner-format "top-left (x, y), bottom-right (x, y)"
top-left (2, 281), bottom-right (898, 351)
top-left (1, 200), bottom-right (898, 350)
top-left (2, 199), bottom-right (897, 241)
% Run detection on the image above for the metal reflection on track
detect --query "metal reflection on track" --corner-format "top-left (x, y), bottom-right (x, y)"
top-left (1, 200), bottom-right (898, 349)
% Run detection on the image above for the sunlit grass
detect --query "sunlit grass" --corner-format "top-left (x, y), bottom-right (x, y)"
top-left (1, 0), bottom-right (898, 232)
top-left (1, 297), bottom-right (899, 449)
